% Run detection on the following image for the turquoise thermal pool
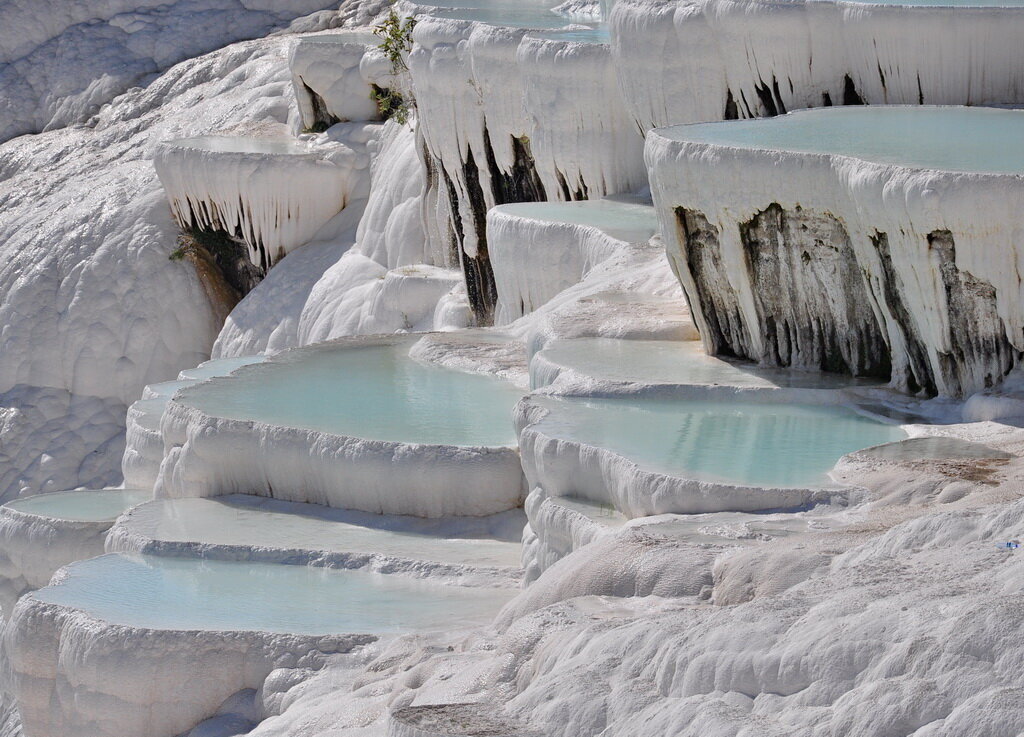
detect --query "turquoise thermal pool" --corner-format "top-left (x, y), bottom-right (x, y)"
top-left (165, 136), bottom-right (321, 156)
top-left (5, 489), bottom-right (151, 523)
top-left (531, 338), bottom-right (882, 390)
top-left (176, 340), bottom-right (524, 446)
top-left (531, 396), bottom-right (906, 487)
top-left (494, 198), bottom-right (657, 243)
top-left (659, 107), bottom-right (1024, 175)
top-left (177, 355), bottom-right (265, 382)
top-left (121, 496), bottom-right (524, 569)
top-left (35, 554), bottom-right (515, 634)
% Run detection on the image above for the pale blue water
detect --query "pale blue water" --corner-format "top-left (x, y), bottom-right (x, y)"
top-left (494, 198), bottom-right (657, 243)
top-left (178, 340), bottom-right (524, 446)
top-left (661, 107), bottom-right (1024, 174)
top-left (36, 554), bottom-right (513, 634)
top-left (167, 136), bottom-right (318, 155)
top-left (178, 355), bottom-right (265, 382)
top-left (145, 379), bottom-right (195, 399)
top-left (126, 497), bottom-right (524, 568)
top-left (6, 490), bottom-right (151, 523)
top-left (532, 338), bottom-right (882, 390)
top-left (533, 396), bottom-right (905, 487)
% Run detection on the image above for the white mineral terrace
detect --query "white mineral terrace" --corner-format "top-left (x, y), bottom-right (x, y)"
top-left (6, 553), bottom-right (514, 737)
top-left (647, 106), bottom-right (1024, 398)
top-left (122, 356), bottom-right (266, 491)
top-left (157, 336), bottom-right (527, 516)
top-left (290, 31), bottom-right (382, 130)
top-left (7, 0), bottom-right (1024, 735)
top-left (611, 0), bottom-right (1024, 133)
top-left (489, 198), bottom-right (658, 324)
top-left (0, 490), bottom-right (150, 616)
top-left (153, 131), bottom-right (373, 272)
top-left (107, 495), bottom-right (524, 587)
top-left (517, 392), bottom-right (907, 517)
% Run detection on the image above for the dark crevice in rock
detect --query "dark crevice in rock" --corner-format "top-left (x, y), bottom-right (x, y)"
top-left (928, 230), bottom-right (1019, 395)
top-left (174, 226), bottom-right (263, 298)
top-left (724, 89), bottom-right (739, 120)
top-left (484, 132), bottom-right (547, 206)
top-left (445, 153), bottom-right (495, 326)
top-left (871, 231), bottom-right (935, 396)
top-left (299, 77), bottom-right (339, 131)
top-left (842, 74), bottom-right (865, 105)
top-left (754, 79), bottom-right (779, 117)
top-left (771, 76), bottom-right (788, 115)
top-left (738, 89), bottom-right (755, 119)
top-left (738, 204), bottom-right (890, 378)
top-left (917, 74), bottom-right (925, 105)
top-left (673, 208), bottom-right (749, 358)
top-left (822, 91), bottom-right (833, 107)
top-left (446, 127), bottom-right (548, 324)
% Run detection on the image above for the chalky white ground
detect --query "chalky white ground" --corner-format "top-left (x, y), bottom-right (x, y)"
top-left (4, 0), bottom-right (1024, 736)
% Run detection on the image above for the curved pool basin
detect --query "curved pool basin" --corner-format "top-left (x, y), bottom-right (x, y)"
top-left (37, 553), bottom-right (515, 635)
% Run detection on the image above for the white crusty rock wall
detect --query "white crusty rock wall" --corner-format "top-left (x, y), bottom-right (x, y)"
top-left (153, 125), bottom-right (376, 273)
top-left (611, 0), bottom-right (1024, 131)
top-left (409, 17), bottom-right (646, 323)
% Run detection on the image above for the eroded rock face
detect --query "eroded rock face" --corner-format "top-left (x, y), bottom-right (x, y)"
top-left (409, 20), bottom-right (646, 324)
top-left (674, 205), bottom-right (891, 379)
top-left (647, 123), bottom-right (1024, 398)
top-left (671, 202), bottom-right (1021, 395)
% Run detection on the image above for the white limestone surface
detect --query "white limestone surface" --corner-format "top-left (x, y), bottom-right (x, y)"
top-left (611, 0), bottom-right (1024, 132)
top-left (489, 197), bottom-right (658, 325)
top-left (646, 106), bottom-right (1024, 398)
top-left (122, 356), bottom-right (266, 492)
top-left (0, 32), bottom-right (321, 498)
top-left (212, 120), bottom-right (455, 358)
top-left (0, 489), bottom-right (150, 616)
top-left (0, 0), bottom-right (343, 143)
top-left (290, 32), bottom-right (381, 130)
top-left (408, 17), bottom-right (646, 321)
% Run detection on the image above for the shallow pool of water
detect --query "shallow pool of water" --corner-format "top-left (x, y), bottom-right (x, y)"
top-left (177, 355), bottom-right (266, 382)
top-left (494, 198), bottom-right (657, 244)
top-left (6, 490), bottom-right (151, 523)
top-left (177, 339), bottom-right (524, 446)
top-left (532, 396), bottom-right (906, 487)
top-left (36, 554), bottom-right (514, 634)
top-left (532, 338), bottom-right (882, 390)
top-left (124, 496), bottom-right (524, 568)
top-left (660, 107), bottom-right (1024, 174)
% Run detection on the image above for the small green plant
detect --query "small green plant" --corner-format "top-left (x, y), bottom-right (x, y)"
top-left (372, 9), bottom-right (416, 125)
top-left (300, 121), bottom-right (332, 134)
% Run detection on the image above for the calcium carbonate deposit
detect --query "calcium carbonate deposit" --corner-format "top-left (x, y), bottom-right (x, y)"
top-left (1, 0), bottom-right (1024, 735)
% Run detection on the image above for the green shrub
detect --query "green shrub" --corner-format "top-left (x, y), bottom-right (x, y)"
top-left (372, 9), bottom-right (416, 125)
